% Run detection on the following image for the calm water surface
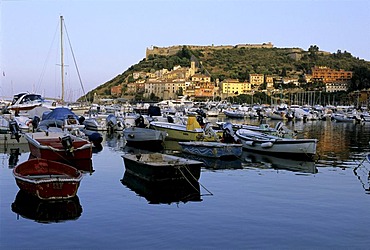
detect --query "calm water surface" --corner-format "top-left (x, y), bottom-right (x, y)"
top-left (2, 119), bottom-right (370, 249)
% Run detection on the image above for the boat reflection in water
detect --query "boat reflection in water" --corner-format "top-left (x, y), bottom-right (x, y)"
top-left (11, 190), bottom-right (82, 223)
top-left (0, 143), bottom-right (30, 169)
top-left (163, 140), bottom-right (243, 170)
top-left (121, 171), bottom-right (202, 204)
top-left (243, 151), bottom-right (317, 174)
top-left (179, 153), bottom-right (243, 170)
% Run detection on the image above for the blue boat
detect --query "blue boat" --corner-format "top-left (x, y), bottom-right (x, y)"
top-left (178, 141), bottom-right (242, 159)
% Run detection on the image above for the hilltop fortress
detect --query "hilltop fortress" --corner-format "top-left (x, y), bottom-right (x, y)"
top-left (146, 42), bottom-right (274, 59)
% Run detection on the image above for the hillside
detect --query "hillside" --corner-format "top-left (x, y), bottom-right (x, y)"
top-left (79, 45), bottom-right (370, 102)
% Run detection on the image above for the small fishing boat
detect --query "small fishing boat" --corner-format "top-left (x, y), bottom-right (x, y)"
top-left (24, 131), bottom-right (93, 170)
top-left (123, 127), bottom-right (167, 150)
top-left (150, 116), bottom-right (222, 141)
top-left (121, 153), bottom-right (203, 182)
top-left (178, 141), bottom-right (242, 159)
top-left (13, 158), bottom-right (83, 200)
top-left (236, 129), bottom-right (317, 159)
top-left (36, 107), bottom-right (84, 132)
top-left (217, 121), bottom-right (296, 138)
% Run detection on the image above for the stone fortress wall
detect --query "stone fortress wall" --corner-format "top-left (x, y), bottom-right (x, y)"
top-left (146, 42), bottom-right (274, 59)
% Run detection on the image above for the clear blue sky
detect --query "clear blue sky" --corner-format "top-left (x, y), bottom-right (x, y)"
top-left (1, 0), bottom-right (369, 101)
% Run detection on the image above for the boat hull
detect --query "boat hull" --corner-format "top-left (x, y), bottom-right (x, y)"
top-left (150, 121), bottom-right (222, 141)
top-left (223, 110), bottom-right (245, 118)
top-left (25, 132), bottom-right (93, 171)
top-left (236, 129), bottom-right (317, 158)
top-left (123, 127), bottom-right (167, 150)
top-left (122, 153), bottom-right (203, 182)
top-left (179, 141), bottom-right (242, 159)
top-left (13, 158), bottom-right (83, 200)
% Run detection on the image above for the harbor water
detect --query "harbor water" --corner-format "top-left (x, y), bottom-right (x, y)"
top-left (2, 118), bottom-right (370, 249)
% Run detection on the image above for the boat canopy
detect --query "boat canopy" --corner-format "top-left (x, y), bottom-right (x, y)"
top-left (42, 107), bottom-right (78, 121)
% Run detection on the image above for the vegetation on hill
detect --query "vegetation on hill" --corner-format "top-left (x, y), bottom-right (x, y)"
top-left (79, 45), bottom-right (370, 103)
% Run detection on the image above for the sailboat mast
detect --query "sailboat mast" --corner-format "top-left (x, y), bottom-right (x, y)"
top-left (60, 16), bottom-right (65, 103)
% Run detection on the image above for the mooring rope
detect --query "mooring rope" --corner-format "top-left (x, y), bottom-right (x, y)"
top-left (177, 165), bottom-right (213, 196)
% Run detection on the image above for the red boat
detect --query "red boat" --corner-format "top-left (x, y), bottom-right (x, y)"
top-left (25, 131), bottom-right (93, 171)
top-left (13, 158), bottom-right (83, 200)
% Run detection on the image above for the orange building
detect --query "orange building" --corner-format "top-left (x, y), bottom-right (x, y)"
top-left (110, 85), bottom-right (122, 96)
top-left (312, 66), bottom-right (352, 83)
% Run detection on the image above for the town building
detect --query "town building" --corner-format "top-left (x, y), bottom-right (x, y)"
top-left (312, 66), bottom-right (352, 83)
top-left (249, 74), bottom-right (264, 86)
top-left (325, 82), bottom-right (348, 92)
top-left (220, 79), bottom-right (252, 98)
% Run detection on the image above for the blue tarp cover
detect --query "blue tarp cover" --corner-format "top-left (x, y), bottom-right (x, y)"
top-left (42, 107), bottom-right (78, 121)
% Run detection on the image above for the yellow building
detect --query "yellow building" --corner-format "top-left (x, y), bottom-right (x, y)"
top-left (265, 76), bottom-right (274, 89)
top-left (191, 74), bottom-right (211, 83)
top-left (221, 79), bottom-right (251, 98)
top-left (249, 74), bottom-right (264, 85)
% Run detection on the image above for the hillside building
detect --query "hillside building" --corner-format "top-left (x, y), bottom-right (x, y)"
top-left (110, 85), bottom-right (122, 96)
top-left (249, 74), bottom-right (264, 86)
top-left (221, 79), bottom-right (251, 98)
top-left (325, 82), bottom-right (348, 92)
top-left (312, 66), bottom-right (352, 83)
top-left (144, 80), bottom-right (187, 100)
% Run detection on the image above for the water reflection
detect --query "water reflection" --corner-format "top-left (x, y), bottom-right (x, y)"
top-left (0, 143), bottom-right (30, 168)
top-left (243, 151), bottom-right (317, 174)
top-left (121, 171), bottom-right (202, 204)
top-left (353, 155), bottom-right (370, 194)
top-left (104, 132), bottom-right (125, 151)
top-left (11, 190), bottom-right (82, 223)
top-left (179, 153), bottom-right (243, 170)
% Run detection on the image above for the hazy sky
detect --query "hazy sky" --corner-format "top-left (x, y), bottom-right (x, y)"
top-left (1, 0), bottom-right (369, 101)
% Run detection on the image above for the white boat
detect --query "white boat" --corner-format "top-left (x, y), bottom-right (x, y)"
top-left (332, 113), bottom-right (356, 123)
top-left (236, 129), bottom-right (317, 158)
top-left (265, 110), bottom-right (287, 120)
top-left (217, 121), bottom-right (296, 138)
top-left (179, 141), bottom-right (242, 159)
top-left (123, 127), bottom-right (167, 150)
top-left (223, 110), bottom-right (244, 118)
top-left (82, 117), bottom-right (107, 131)
top-left (8, 93), bottom-right (44, 114)
top-left (206, 108), bottom-right (219, 117)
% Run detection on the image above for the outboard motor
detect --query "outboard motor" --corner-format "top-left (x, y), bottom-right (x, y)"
top-left (9, 120), bottom-right (21, 142)
top-left (32, 116), bottom-right (41, 132)
top-left (60, 135), bottom-right (74, 154)
top-left (196, 109), bottom-right (206, 118)
top-left (196, 115), bottom-right (205, 127)
top-left (135, 115), bottom-right (145, 128)
top-left (78, 116), bottom-right (85, 125)
top-left (167, 116), bottom-right (174, 123)
top-left (222, 122), bottom-right (237, 143)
